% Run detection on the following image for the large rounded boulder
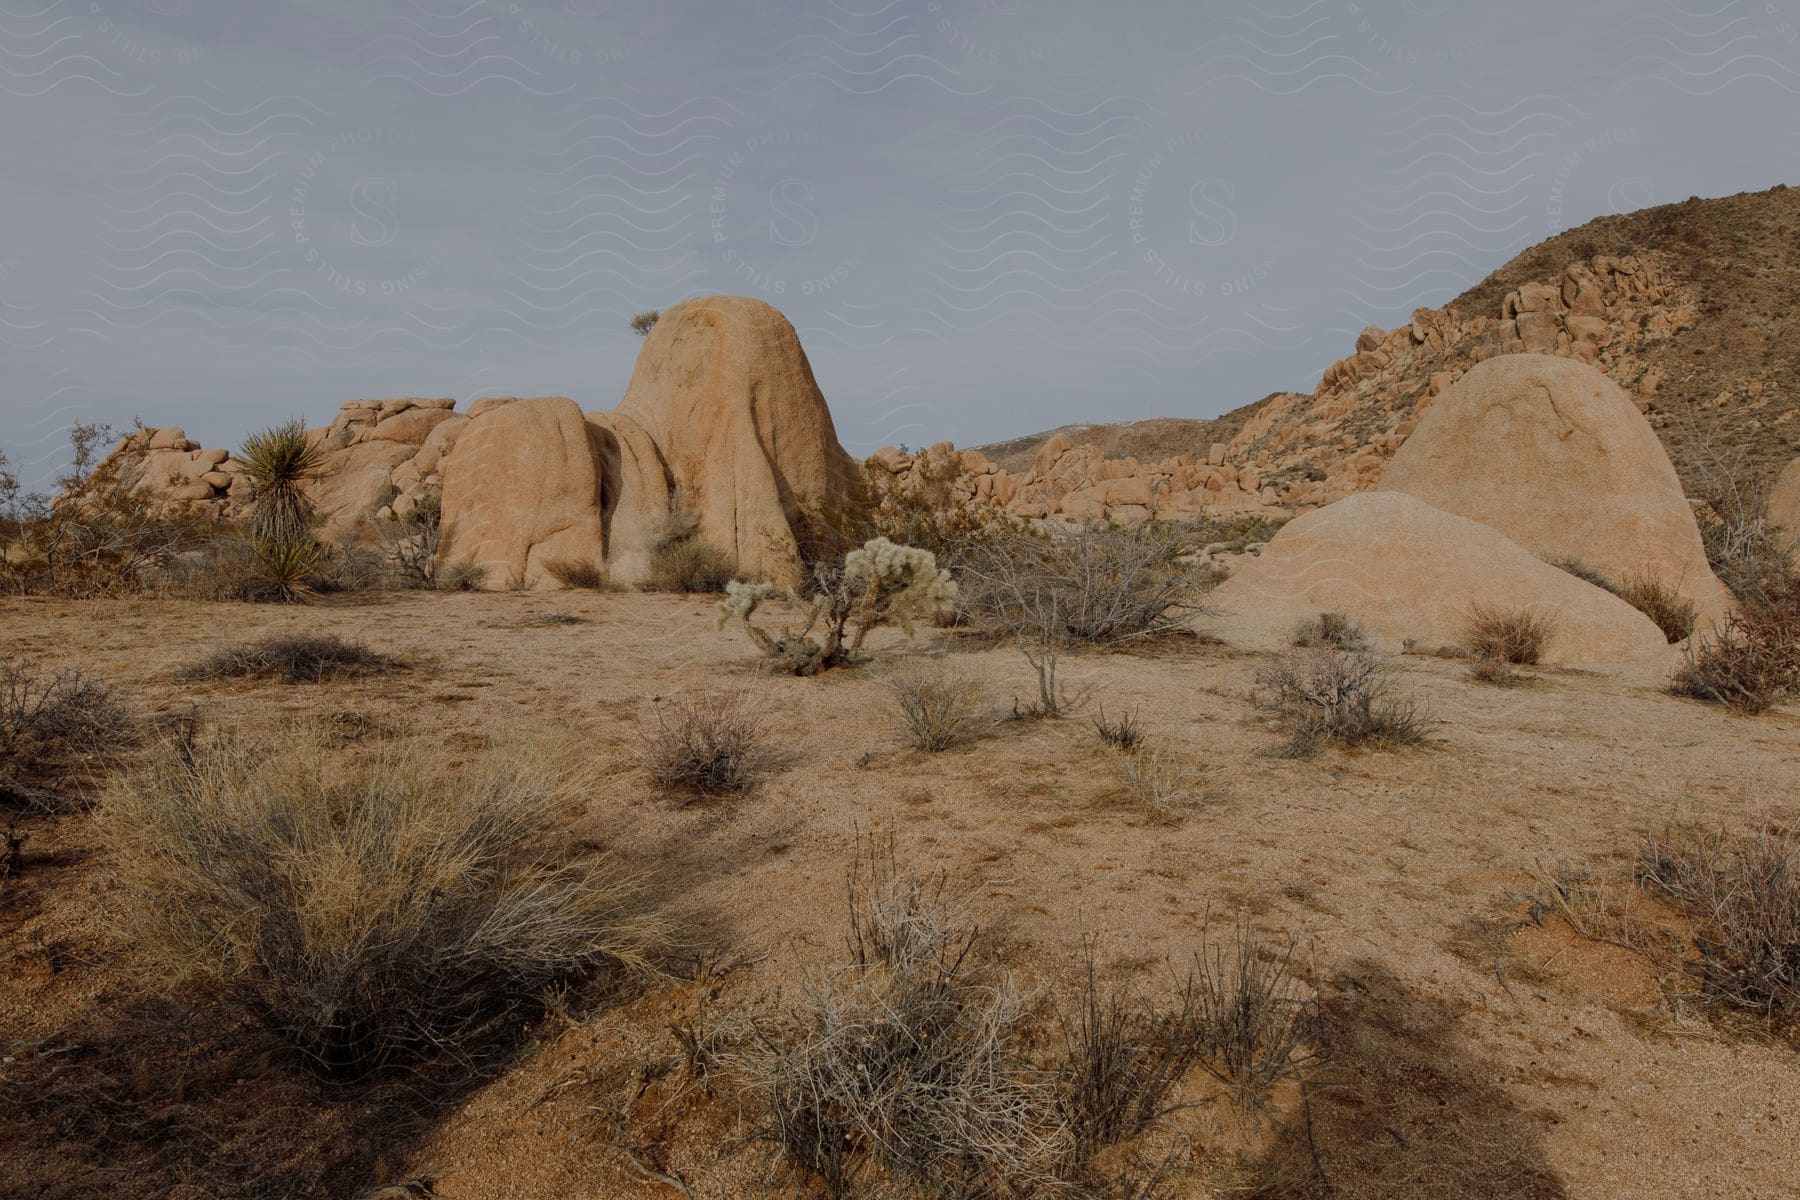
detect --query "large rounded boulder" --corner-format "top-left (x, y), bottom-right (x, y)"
top-left (435, 396), bottom-right (606, 588)
top-left (1378, 354), bottom-right (1733, 625)
top-left (1207, 492), bottom-right (1673, 669)
top-left (616, 295), bottom-right (857, 586)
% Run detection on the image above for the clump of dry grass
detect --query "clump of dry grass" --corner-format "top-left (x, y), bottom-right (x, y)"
top-left (0, 658), bottom-right (136, 810)
top-left (1256, 649), bottom-right (1429, 757)
top-left (1613, 575), bottom-right (1697, 643)
top-left (645, 510), bottom-right (738, 594)
top-left (1467, 657), bottom-right (1525, 688)
top-left (738, 838), bottom-right (1064, 1197)
top-left (1462, 604), bottom-right (1554, 665)
top-left (1091, 705), bottom-right (1145, 752)
top-left (103, 729), bottom-right (664, 1078)
top-left (541, 557), bottom-right (617, 591)
top-left (1550, 556), bottom-right (1614, 591)
top-left (1115, 747), bottom-right (1193, 824)
top-left (1290, 611), bottom-right (1371, 652)
top-left (181, 634), bottom-right (405, 683)
top-left (436, 560), bottom-right (488, 592)
top-left (635, 694), bottom-right (773, 798)
top-left (879, 657), bottom-right (989, 751)
top-left (1639, 824), bottom-right (1800, 1026)
top-left (1670, 589), bottom-right (1800, 713)
top-left (1182, 916), bottom-right (1315, 1113)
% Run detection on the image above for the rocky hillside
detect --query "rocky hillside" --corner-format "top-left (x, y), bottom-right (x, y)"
top-left (976, 185), bottom-right (1800, 509)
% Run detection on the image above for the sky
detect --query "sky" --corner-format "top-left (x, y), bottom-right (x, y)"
top-left (3, 0), bottom-right (1798, 491)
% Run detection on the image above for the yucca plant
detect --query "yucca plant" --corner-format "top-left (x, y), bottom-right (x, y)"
top-left (251, 536), bottom-right (322, 604)
top-left (238, 419), bottom-right (322, 547)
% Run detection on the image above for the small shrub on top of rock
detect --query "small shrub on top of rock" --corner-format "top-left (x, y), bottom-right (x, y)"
top-left (718, 538), bottom-right (957, 676)
top-left (1462, 603), bottom-right (1555, 665)
top-left (182, 634), bottom-right (405, 683)
top-left (1257, 648), bottom-right (1429, 757)
top-left (105, 729), bottom-right (664, 1078)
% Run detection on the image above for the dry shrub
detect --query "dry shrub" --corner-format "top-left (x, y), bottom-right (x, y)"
top-left (645, 510), bottom-right (738, 593)
top-left (542, 557), bottom-right (615, 591)
top-left (104, 729), bottom-right (664, 1078)
top-left (1461, 604), bottom-right (1554, 665)
top-left (1612, 575), bottom-right (1697, 643)
top-left (635, 694), bottom-right (772, 798)
top-left (436, 560), bottom-right (488, 592)
top-left (1467, 656), bottom-right (1524, 688)
top-left (879, 657), bottom-right (988, 751)
top-left (1182, 917), bottom-right (1315, 1113)
top-left (1256, 649), bottom-right (1429, 757)
top-left (1115, 747), bottom-right (1193, 824)
top-left (1549, 556), bottom-right (1614, 591)
top-left (1290, 611), bottom-right (1371, 652)
top-left (1092, 705), bottom-right (1145, 751)
top-left (1056, 941), bottom-right (1195, 1163)
top-left (1639, 824), bottom-right (1800, 1026)
top-left (960, 522), bottom-right (1213, 646)
top-left (182, 634), bottom-right (405, 683)
top-left (738, 839), bottom-right (1065, 1197)
top-left (1670, 587), bottom-right (1800, 713)
top-left (0, 658), bottom-right (136, 810)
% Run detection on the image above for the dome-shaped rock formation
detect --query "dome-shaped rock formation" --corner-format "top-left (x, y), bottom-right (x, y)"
top-left (1207, 492), bottom-right (1674, 670)
top-left (1377, 354), bottom-right (1732, 626)
top-left (616, 295), bottom-right (857, 586)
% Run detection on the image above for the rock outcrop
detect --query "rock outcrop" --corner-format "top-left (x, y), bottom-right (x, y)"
top-left (1378, 354), bottom-right (1733, 626)
top-left (435, 397), bottom-right (607, 587)
top-left (1207, 492), bottom-right (1674, 669)
top-left (616, 295), bottom-right (857, 586)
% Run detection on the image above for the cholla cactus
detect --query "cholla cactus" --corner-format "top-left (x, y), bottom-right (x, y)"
top-left (716, 539), bottom-right (957, 675)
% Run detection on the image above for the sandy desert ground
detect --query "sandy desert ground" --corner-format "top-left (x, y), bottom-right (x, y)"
top-left (2, 588), bottom-right (1797, 1199)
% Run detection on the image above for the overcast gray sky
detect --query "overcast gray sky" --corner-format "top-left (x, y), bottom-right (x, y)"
top-left (3, 0), bottom-right (1797, 489)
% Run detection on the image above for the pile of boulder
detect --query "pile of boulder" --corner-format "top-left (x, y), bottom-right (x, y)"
top-left (865, 434), bottom-right (1282, 528)
top-left (1207, 354), bottom-right (1734, 671)
top-left (86, 296), bottom-right (857, 589)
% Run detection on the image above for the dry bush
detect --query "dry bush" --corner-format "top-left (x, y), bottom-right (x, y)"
top-left (1056, 941), bottom-right (1196, 1163)
top-left (0, 658), bottom-right (136, 810)
top-left (737, 839), bottom-right (1065, 1197)
top-left (1257, 649), bottom-right (1429, 757)
top-left (104, 729), bottom-right (664, 1078)
top-left (1092, 705), bottom-right (1145, 752)
top-left (1290, 611), bottom-right (1371, 652)
top-left (1182, 917), bottom-right (1315, 1113)
top-left (1681, 439), bottom-right (1799, 608)
top-left (382, 493), bottom-right (441, 589)
top-left (1639, 825), bottom-right (1800, 1026)
top-left (1467, 656), bottom-right (1525, 688)
top-left (436, 560), bottom-right (488, 592)
top-left (1115, 747), bottom-right (1193, 824)
top-left (879, 657), bottom-right (989, 751)
top-left (1461, 604), bottom-right (1554, 665)
top-left (1613, 575), bottom-right (1698, 643)
top-left (635, 694), bottom-right (772, 798)
top-left (542, 556), bottom-right (615, 591)
top-left (182, 634), bottom-right (405, 683)
top-left (1670, 588), bottom-right (1800, 713)
top-left (1549, 556), bottom-right (1614, 591)
top-left (645, 509), bottom-right (738, 593)
top-left (960, 522), bottom-right (1212, 646)
top-left (0, 426), bottom-right (216, 599)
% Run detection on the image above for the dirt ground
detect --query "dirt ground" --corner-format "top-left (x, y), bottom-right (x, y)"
top-left (2, 589), bottom-right (1797, 1199)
